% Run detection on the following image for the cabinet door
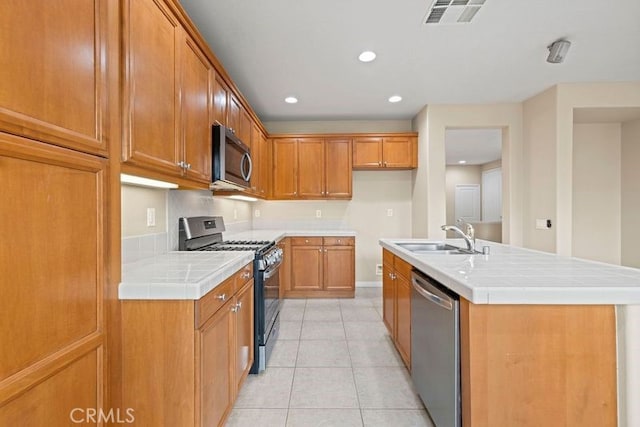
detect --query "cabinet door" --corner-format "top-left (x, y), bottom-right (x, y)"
top-left (259, 135), bottom-right (271, 197)
top-left (395, 273), bottom-right (411, 369)
top-left (123, 0), bottom-right (181, 173)
top-left (352, 137), bottom-right (382, 168)
top-left (212, 74), bottom-right (229, 126)
top-left (235, 281), bottom-right (254, 392)
top-left (0, 133), bottom-right (106, 425)
top-left (291, 245), bottom-right (323, 291)
top-left (382, 261), bottom-right (395, 335)
top-left (249, 123), bottom-right (261, 194)
top-left (297, 138), bottom-right (324, 198)
top-left (198, 299), bottom-right (235, 427)
top-left (323, 246), bottom-right (355, 291)
top-left (181, 33), bottom-right (212, 183)
top-left (382, 137), bottom-right (414, 168)
top-left (325, 138), bottom-right (352, 198)
top-left (272, 138), bottom-right (298, 198)
top-left (227, 94), bottom-right (241, 136)
top-left (238, 107), bottom-right (252, 147)
top-left (0, 0), bottom-right (109, 156)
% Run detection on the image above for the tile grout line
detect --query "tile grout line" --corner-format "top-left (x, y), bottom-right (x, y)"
top-left (340, 299), bottom-right (367, 426)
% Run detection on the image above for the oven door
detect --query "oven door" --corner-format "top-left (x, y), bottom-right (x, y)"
top-left (262, 260), bottom-right (281, 340)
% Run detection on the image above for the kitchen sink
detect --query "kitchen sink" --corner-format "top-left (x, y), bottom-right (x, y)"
top-left (396, 242), bottom-right (479, 255)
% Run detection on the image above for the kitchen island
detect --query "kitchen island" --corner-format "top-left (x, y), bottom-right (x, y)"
top-left (380, 238), bottom-right (640, 427)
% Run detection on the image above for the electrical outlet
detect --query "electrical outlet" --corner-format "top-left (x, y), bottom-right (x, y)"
top-left (387, 208), bottom-right (393, 217)
top-left (375, 264), bottom-right (383, 276)
top-left (316, 210), bottom-right (322, 218)
top-left (233, 209), bottom-right (238, 220)
top-left (146, 208), bottom-right (156, 227)
top-left (536, 219), bottom-right (552, 230)
top-left (254, 209), bottom-right (261, 218)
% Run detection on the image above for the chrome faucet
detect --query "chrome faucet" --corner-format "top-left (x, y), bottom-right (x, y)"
top-left (441, 220), bottom-right (476, 252)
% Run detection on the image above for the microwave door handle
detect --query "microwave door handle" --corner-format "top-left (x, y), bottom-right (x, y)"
top-left (241, 152), bottom-right (253, 181)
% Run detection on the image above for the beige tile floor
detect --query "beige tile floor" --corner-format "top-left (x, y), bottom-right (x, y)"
top-left (227, 288), bottom-right (436, 427)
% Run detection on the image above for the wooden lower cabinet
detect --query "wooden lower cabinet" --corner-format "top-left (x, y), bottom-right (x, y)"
top-left (122, 264), bottom-right (254, 426)
top-left (381, 249), bottom-right (411, 368)
top-left (383, 249), bottom-right (618, 426)
top-left (286, 237), bottom-right (355, 298)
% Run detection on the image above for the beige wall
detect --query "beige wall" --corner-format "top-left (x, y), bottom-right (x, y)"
top-left (254, 171), bottom-right (413, 284)
top-left (622, 119), bottom-right (640, 268)
top-left (121, 185), bottom-right (168, 237)
top-left (264, 119), bottom-right (412, 134)
top-left (571, 123), bottom-right (621, 264)
top-left (413, 103), bottom-right (523, 244)
top-left (522, 86), bottom-right (558, 253)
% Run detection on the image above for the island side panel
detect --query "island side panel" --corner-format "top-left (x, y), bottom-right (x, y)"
top-left (460, 299), bottom-right (617, 427)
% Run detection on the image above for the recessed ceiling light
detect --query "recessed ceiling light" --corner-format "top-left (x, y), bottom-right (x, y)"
top-left (458, 160), bottom-right (467, 164)
top-left (388, 95), bottom-right (402, 103)
top-left (285, 96), bottom-right (298, 104)
top-left (358, 51), bottom-right (376, 62)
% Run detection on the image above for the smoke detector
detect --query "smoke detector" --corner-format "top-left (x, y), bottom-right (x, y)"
top-left (424, 0), bottom-right (487, 24)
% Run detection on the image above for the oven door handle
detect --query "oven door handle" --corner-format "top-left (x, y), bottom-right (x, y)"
top-left (263, 258), bottom-right (282, 279)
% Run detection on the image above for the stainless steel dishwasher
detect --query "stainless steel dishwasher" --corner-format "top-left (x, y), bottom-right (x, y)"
top-left (411, 270), bottom-right (461, 427)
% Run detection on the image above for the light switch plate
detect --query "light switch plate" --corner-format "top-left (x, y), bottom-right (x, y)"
top-left (387, 209), bottom-right (393, 217)
top-left (315, 210), bottom-right (322, 218)
top-left (254, 209), bottom-right (261, 218)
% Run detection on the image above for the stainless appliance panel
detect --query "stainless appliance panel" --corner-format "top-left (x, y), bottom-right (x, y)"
top-left (212, 124), bottom-right (252, 190)
top-left (411, 270), bottom-right (461, 427)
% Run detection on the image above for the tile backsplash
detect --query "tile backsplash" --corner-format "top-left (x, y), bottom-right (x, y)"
top-left (121, 232), bottom-right (168, 264)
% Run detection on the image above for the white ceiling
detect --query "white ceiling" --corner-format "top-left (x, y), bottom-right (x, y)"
top-left (445, 128), bottom-right (502, 165)
top-left (179, 0), bottom-right (640, 122)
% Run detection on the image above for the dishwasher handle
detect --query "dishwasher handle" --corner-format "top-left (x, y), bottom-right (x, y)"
top-left (412, 274), bottom-right (454, 311)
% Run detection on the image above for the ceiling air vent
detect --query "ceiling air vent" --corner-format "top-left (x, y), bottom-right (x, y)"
top-left (424, 0), bottom-right (486, 24)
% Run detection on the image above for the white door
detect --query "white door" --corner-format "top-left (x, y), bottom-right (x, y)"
top-left (482, 168), bottom-right (502, 222)
top-left (455, 184), bottom-right (480, 223)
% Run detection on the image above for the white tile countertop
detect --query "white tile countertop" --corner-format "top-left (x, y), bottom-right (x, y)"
top-left (119, 230), bottom-right (356, 300)
top-left (119, 251), bottom-right (254, 300)
top-left (380, 238), bottom-right (640, 305)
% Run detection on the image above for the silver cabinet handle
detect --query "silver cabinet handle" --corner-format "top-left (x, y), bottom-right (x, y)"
top-left (305, 239), bottom-right (309, 243)
top-left (237, 302), bottom-right (242, 310)
top-left (185, 163), bottom-right (192, 170)
top-left (378, 161), bottom-right (382, 166)
top-left (318, 248), bottom-right (322, 252)
top-left (217, 293), bottom-right (226, 301)
top-left (177, 161), bottom-right (185, 168)
top-left (241, 271), bottom-right (251, 279)
top-left (384, 161), bottom-right (388, 167)
top-left (337, 239), bottom-right (341, 243)
top-left (231, 302), bottom-right (242, 313)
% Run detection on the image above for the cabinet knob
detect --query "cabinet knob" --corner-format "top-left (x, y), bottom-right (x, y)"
top-left (186, 163), bottom-right (192, 170)
top-left (318, 248), bottom-right (322, 252)
top-left (378, 161), bottom-right (382, 166)
top-left (337, 239), bottom-right (341, 243)
top-left (236, 302), bottom-right (242, 311)
top-left (305, 239), bottom-right (309, 243)
top-left (242, 271), bottom-right (251, 279)
top-left (217, 293), bottom-right (226, 301)
top-left (294, 191), bottom-right (297, 196)
top-left (384, 161), bottom-right (388, 167)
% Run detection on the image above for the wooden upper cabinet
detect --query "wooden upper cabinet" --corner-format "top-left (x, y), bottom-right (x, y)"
top-left (238, 107), bottom-right (252, 148)
top-left (352, 137), bottom-right (383, 168)
top-left (227, 94), bottom-right (241, 136)
top-left (212, 74), bottom-right (230, 126)
top-left (353, 134), bottom-right (418, 170)
top-left (270, 137), bottom-right (353, 200)
top-left (0, 0), bottom-right (109, 156)
top-left (298, 138), bottom-right (325, 198)
top-left (272, 138), bottom-right (298, 198)
top-left (122, 0), bottom-right (181, 173)
top-left (383, 137), bottom-right (415, 168)
top-left (325, 138), bottom-right (352, 198)
top-left (181, 34), bottom-right (213, 184)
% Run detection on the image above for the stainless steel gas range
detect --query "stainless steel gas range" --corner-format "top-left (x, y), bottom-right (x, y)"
top-left (178, 216), bottom-right (282, 373)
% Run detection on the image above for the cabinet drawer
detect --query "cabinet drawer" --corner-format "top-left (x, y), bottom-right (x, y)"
top-left (235, 263), bottom-right (253, 290)
top-left (383, 249), bottom-right (394, 267)
top-left (196, 276), bottom-right (235, 328)
top-left (323, 237), bottom-right (354, 246)
top-left (394, 256), bottom-right (412, 280)
top-left (290, 237), bottom-right (323, 246)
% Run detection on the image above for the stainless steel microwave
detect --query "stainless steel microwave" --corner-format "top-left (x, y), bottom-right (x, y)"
top-left (211, 124), bottom-right (252, 191)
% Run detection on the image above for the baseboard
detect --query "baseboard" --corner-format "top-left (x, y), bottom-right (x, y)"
top-left (356, 281), bottom-right (382, 288)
